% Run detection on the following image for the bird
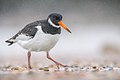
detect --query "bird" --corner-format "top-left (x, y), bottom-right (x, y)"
top-left (5, 13), bottom-right (71, 69)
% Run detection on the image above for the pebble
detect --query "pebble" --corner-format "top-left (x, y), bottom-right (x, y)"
top-left (39, 67), bottom-right (49, 71)
top-left (0, 64), bottom-right (120, 73)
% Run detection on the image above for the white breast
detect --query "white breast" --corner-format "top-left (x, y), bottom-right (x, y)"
top-left (17, 26), bottom-right (60, 52)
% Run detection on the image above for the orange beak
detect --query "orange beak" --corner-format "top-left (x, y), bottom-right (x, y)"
top-left (58, 21), bottom-right (71, 33)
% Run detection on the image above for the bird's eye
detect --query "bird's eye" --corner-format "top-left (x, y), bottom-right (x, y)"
top-left (53, 16), bottom-right (59, 20)
top-left (53, 16), bottom-right (57, 20)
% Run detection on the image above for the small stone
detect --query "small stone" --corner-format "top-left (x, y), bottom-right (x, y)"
top-left (43, 67), bottom-right (49, 71)
top-left (39, 68), bottom-right (44, 70)
top-left (4, 65), bottom-right (11, 69)
top-left (93, 66), bottom-right (97, 69)
top-left (64, 67), bottom-right (74, 72)
top-left (11, 67), bottom-right (19, 70)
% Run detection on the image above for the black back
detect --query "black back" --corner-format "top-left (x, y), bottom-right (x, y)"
top-left (6, 19), bottom-right (61, 46)
top-left (13, 20), bottom-right (61, 39)
top-left (11, 21), bottom-right (38, 40)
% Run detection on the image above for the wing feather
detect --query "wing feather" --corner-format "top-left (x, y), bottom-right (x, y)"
top-left (5, 21), bottom-right (41, 46)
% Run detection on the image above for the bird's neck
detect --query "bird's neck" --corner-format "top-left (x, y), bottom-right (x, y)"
top-left (40, 19), bottom-right (61, 35)
top-left (48, 18), bottom-right (60, 28)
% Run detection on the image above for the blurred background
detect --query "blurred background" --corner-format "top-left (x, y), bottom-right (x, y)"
top-left (0, 0), bottom-right (120, 65)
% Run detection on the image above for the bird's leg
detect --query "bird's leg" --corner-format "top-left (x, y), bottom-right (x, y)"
top-left (46, 52), bottom-right (66, 69)
top-left (27, 50), bottom-right (32, 69)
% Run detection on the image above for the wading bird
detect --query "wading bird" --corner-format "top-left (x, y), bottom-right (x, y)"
top-left (6, 13), bottom-right (71, 69)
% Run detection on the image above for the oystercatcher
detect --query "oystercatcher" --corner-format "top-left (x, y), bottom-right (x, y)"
top-left (5, 13), bottom-right (71, 69)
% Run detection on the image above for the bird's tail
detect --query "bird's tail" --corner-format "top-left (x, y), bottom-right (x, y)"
top-left (5, 38), bottom-right (16, 46)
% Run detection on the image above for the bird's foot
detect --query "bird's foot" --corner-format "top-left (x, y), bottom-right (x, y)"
top-left (55, 62), bottom-right (67, 69)
top-left (28, 66), bottom-right (32, 69)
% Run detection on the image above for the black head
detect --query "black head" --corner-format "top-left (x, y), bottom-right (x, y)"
top-left (47, 13), bottom-right (62, 25)
top-left (47, 13), bottom-right (71, 33)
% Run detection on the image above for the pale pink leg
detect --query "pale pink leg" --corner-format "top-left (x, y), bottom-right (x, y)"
top-left (46, 52), bottom-right (66, 69)
top-left (27, 51), bottom-right (32, 69)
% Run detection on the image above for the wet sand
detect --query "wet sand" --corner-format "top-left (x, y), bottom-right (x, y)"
top-left (0, 62), bottom-right (120, 80)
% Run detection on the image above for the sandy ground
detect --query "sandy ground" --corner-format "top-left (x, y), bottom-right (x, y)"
top-left (0, 60), bottom-right (120, 80)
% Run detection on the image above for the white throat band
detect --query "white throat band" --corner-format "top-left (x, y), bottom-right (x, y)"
top-left (48, 18), bottom-right (60, 28)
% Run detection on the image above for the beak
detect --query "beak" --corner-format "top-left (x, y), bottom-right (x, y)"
top-left (58, 21), bottom-right (71, 33)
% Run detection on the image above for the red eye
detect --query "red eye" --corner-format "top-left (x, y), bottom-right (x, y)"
top-left (53, 17), bottom-right (57, 20)
top-left (53, 16), bottom-right (59, 20)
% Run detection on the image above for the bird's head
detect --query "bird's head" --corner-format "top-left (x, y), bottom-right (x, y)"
top-left (47, 13), bottom-right (71, 33)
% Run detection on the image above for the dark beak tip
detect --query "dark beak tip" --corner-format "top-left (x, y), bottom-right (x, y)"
top-left (68, 29), bottom-right (72, 33)
top-left (69, 30), bottom-right (72, 33)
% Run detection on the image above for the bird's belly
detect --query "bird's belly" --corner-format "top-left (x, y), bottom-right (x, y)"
top-left (17, 34), bottom-right (60, 52)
